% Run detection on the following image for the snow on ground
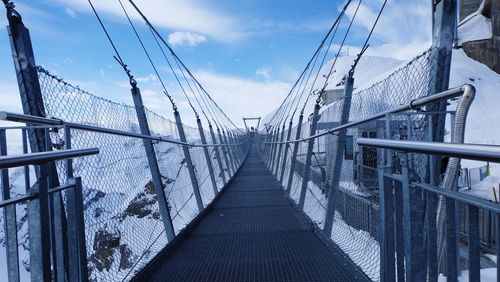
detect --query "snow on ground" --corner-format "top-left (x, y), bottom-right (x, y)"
top-left (438, 268), bottom-right (497, 281)
top-left (458, 0), bottom-right (492, 44)
top-left (321, 55), bottom-right (404, 92)
top-left (485, 254), bottom-right (497, 264)
top-left (261, 5), bottom-right (500, 281)
top-left (462, 165), bottom-right (500, 201)
top-left (447, 49), bottom-right (500, 200)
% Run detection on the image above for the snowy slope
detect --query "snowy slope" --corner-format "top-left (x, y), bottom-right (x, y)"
top-left (0, 122), bottom-right (216, 281)
top-left (261, 55), bottom-right (403, 126)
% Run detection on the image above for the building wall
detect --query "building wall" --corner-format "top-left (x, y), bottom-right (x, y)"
top-left (460, 0), bottom-right (500, 74)
top-left (460, 0), bottom-right (482, 21)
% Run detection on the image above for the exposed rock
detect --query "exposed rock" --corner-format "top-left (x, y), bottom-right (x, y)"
top-left (90, 228), bottom-right (120, 272)
top-left (119, 244), bottom-right (134, 270)
top-left (118, 181), bottom-right (158, 221)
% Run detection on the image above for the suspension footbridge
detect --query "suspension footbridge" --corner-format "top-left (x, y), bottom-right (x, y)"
top-left (0, 0), bottom-right (498, 281)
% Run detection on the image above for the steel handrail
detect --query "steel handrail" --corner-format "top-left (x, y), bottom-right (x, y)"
top-left (0, 148), bottom-right (99, 169)
top-left (0, 111), bottom-right (249, 148)
top-left (357, 139), bottom-right (500, 163)
top-left (262, 84), bottom-right (474, 144)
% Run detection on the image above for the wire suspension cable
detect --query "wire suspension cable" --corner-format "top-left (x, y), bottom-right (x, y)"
top-left (349, 0), bottom-right (388, 74)
top-left (127, 0), bottom-right (240, 130)
top-left (266, 0), bottom-right (352, 127)
top-left (115, 0), bottom-right (179, 110)
top-left (144, 24), bottom-right (198, 116)
top-left (319, 0), bottom-right (362, 93)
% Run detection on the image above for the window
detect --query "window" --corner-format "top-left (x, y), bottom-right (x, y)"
top-left (344, 135), bottom-right (354, 160)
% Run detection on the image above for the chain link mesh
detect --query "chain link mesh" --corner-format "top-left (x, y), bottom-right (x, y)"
top-left (259, 48), bottom-right (440, 281)
top-left (35, 67), bottom-right (240, 281)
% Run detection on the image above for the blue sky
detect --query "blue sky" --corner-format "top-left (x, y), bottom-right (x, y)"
top-left (0, 0), bottom-right (432, 127)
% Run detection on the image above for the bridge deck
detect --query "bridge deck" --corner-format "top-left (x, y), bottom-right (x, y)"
top-left (140, 144), bottom-right (361, 281)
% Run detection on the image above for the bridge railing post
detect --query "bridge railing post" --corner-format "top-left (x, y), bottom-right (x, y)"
top-left (197, 118), bottom-right (219, 196)
top-left (0, 129), bottom-right (20, 282)
top-left (27, 143), bottom-right (52, 282)
top-left (279, 120), bottom-right (293, 185)
top-left (63, 126), bottom-right (89, 282)
top-left (264, 130), bottom-right (273, 165)
top-left (378, 114), bottom-right (396, 281)
top-left (131, 84), bottom-right (176, 240)
top-left (323, 74), bottom-right (353, 236)
top-left (269, 127), bottom-right (280, 172)
top-left (266, 129), bottom-right (275, 167)
top-left (399, 152), bottom-right (427, 281)
top-left (286, 114), bottom-right (304, 194)
top-left (209, 124), bottom-right (227, 185)
top-left (174, 110), bottom-right (204, 212)
top-left (274, 123), bottom-right (286, 176)
top-left (62, 178), bottom-right (88, 281)
top-left (298, 104), bottom-right (320, 210)
top-left (223, 128), bottom-right (237, 175)
top-left (217, 126), bottom-right (234, 177)
top-left (228, 130), bottom-right (240, 168)
top-left (5, 6), bottom-right (72, 280)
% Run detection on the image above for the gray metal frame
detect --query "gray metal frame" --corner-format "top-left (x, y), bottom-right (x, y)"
top-left (298, 104), bottom-right (320, 210)
top-left (174, 110), bottom-right (204, 212)
top-left (197, 118), bottom-right (219, 195)
top-left (358, 138), bottom-right (500, 282)
top-left (131, 84), bottom-right (176, 241)
top-left (0, 144), bottom-right (98, 282)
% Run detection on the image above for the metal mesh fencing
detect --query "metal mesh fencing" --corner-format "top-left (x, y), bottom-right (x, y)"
top-left (0, 128), bottom-right (34, 281)
top-left (35, 67), bottom-right (242, 281)
top-left (259, 48), bottom-right (440, 281)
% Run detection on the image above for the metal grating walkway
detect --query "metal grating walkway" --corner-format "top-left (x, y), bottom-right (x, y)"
top-left (137, 143), bottom-right (364, 281)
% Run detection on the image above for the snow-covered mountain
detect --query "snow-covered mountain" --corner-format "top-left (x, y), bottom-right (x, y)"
top-left (0, 121), bottom-right (219, 281)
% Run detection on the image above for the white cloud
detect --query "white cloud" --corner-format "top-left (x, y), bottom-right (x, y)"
top-left (256, 66), bottom-right (272, 80)
top-left (168, 31), bottom-right (207, 47)
top-left (193, 70), bottom-right (290, 126)
top-left (0, 80), bottom-right (24, 129)
top-left (65, 7), bottom-right (76, 18)
top-left (53, 0), bottom-right (245, 42)
top-left (344, 0), bottom-right (432, 60)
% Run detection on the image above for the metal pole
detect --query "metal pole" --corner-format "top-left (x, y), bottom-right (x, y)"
top-left (228, 131), bottom-right (241, 167)
top-left (6, 4), bottom-right (49, 155)
top-left (428, 7), bottom-right (457, 272)
top-left (28, 161), bottom-right (52, 281)
top-left (286, 114), bottom-right (304, 194)
top-left (400, 153), bottom-right (427, 281)
top-left (222, 129), bottom-right (237, 174)
top-left (378, 114), bottom-right (396, 281)
top-left (267, 129), bottom-right (276, 168)
top-left (197, 118), bottom-right (219, 196)
top-left (279, 120), bottom-right (294, 185)
top-left (175, 110), bottom-right (204, 211)
top-left (274, 123), bottom-right (286, 176)
top-left (323, 75), bottom-right (353, 236)
top-left (268, 128), bottom-right (278, 168)
top-left (6, 8), bottom-right (68, 280)
top-left (131, 85), bottom-right (175, 240)
top-left (63, 125), bottom-right (89, 282)
top-left (298, 104), bottom-right (320, 210)
top-left (209, 124), bottom-right (227, 185)
top-left (428, 0), bottom-right (457, 181)
top-left (0, 129), bottom-right (20, 282)
top-left (217, 126), bottom-right (233, 177)
top-left (270, 126), bottom-right (281, 172)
